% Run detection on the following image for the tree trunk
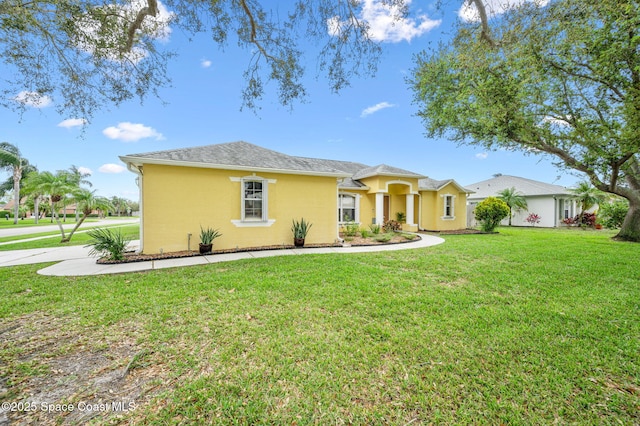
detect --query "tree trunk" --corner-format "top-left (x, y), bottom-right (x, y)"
top-left (61, 215), bottom-right (86, 243)
top-left (12, 167), bottom-right (20, 225)
top-left (34, 197), bottom-right (39, 225)
top-left (615, 197), bottom-right (640, 242)
top-left (51, 201), bottom-right (67, 242)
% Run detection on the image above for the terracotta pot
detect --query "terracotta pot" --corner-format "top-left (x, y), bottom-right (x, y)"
top-left (199, 243), bottom-right (213, 254)
top-left (294, 238), bottom-right (305, 247)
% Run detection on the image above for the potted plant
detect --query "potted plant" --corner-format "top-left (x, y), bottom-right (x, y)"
top-left (291, 218), bottom-right (312, 247)
top-left (199, 226), bottom-right (222, 254)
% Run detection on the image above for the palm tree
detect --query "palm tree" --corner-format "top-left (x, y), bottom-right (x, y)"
top-left (110, 196), bottom-right (130, 217)
top-left (0, 142), bottom-right (29, 225)
top-left (571, 181), bottom-right (606, 224)
top-left (62, 189), bottom-right (112, 242)
top-left (497, 187), bottom-right (528, 226)
top-left (31, 171), bottom-right (77, 240)
top-left (67, 165), bottom-right (93, 222)
top-left (21, 170), bottom-right (45, 224)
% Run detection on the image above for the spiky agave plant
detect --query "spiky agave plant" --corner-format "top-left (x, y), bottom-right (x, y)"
top-left (85, 228), bottom-right (131, 261)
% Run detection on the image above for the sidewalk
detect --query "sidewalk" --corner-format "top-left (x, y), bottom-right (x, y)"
top-left (0, 235), bottom-right (445, 276)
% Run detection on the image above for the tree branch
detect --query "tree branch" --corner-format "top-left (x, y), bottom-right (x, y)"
top-left (122, 0), bottom-right (158, 53)
top-left (470, 0), bottom-right (499, 47)
top-left (237, 0), bottom-right (278, 63)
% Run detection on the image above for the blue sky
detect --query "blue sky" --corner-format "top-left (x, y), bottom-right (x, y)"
top-left (0, 0), bottom-right (576, 201)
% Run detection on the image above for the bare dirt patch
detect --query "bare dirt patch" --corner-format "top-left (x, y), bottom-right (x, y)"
top-left (0, 313), bottom-right (171, 425)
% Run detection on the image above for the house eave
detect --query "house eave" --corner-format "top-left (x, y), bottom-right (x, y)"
top-left (118, 156), bottom-right (351, 178)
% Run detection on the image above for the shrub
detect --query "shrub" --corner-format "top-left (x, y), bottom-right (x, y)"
top-left (564, 212), bottom-right (598, 227)
top-left (580, 212), bottom-right (598, 227)
top-left (395, 212), bottom-right (406, 223)
top-left (343, 221), bottom-right (359, 237)
top-left (599, 200), bottom-right (629, 229)
top-left (525, 213), bottom-right (541, 226)
top-left (369, 223), bottom-right (381, 234)
top-left (402, 233), bottom-right (417, 240)
top-left (360, 229), bottom-right (370, 238)
top-left (374, 233), bottom-right (392, 243)
top-left (85, 228), bottom-right (132, 261)
top-left (474, 197), bottom-right (510, 232)
top-left (383, 220), bottom-right (402, 232)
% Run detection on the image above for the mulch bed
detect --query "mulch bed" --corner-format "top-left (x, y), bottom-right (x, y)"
top-left (96, 233), bottom-right (422, 264)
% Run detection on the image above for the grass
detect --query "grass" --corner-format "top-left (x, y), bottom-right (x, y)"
top-left (0, 227), bottom-right (638, 424)
top-left (0, 225), bottom-right (140, 250)
top-left (0, 217), bottom-right (100, 228)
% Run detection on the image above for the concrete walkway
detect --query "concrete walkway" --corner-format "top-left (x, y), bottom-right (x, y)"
top-left (0, 234), bottom-right (445, 276)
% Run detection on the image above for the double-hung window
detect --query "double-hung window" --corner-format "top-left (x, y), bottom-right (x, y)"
top-left (442, 194), bottom-right (455, 219)
top-left (230, 175), bottom-right (275, 227)
top-left (243, 179), bottom-right (266, 221)
top-left (338, 193), bottom-right (358, 223)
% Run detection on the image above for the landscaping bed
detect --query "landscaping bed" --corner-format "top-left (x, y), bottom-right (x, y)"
top-left (96, 232), bottom-right (422, 264)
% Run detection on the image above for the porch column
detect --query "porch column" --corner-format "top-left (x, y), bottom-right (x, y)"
top-left (406, 194), bottom-right (415, 225)
top-left (375, 192), bottom-right (384, 225)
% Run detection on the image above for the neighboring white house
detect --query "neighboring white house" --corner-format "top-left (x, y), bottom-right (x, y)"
top-left (466, 175), bottom-right (580, 228)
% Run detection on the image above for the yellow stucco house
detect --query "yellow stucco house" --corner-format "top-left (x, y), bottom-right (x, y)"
top-left (119, 141), bottom-right (472, 254)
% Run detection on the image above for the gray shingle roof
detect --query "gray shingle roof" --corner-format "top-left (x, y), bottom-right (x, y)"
top-left (419, 177), bottom-right (474, 193)
top-left (120, 141), bottom-right (466, 191)
top-left (352, 164), bottom-right (425, 180)
top-left (419, 178), bottom-right (451, 191)
top-left (120, 141), bottom-right (349, 176)
top-left (466, 175), bottom-right (572, 199)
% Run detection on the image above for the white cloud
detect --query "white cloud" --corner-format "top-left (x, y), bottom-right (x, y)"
top-left (99, 163), bottom-right (126, 174)
top-left (57, 118), bottom-right (87, 128)
top-left (361, 101), bottom-right (396, 117)
top-left (14, 91), bottom-right (52, 108)
top-left (328, 0), bottom-right (440, 43)
top-left (201, 59), bottom-right (212, 68)
top-left (459, 0), bottom-right (550, 22)
top-left (102, 122), bottom-right (164, 142)
top-left (78, 166), bottom-right (93, 176)
top-left (542, 115), bottom-right (572, 126)
top-left (476, 152), bottom-right (488, 160)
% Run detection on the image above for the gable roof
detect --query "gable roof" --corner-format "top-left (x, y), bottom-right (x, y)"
top-left (120, 141), bottom-right (350, 177)
top-left (352, 164), bottom-right (426, 180)
top-left (466, 175), bottom-right (572, 199)
top-left (419, 177), bottom-right (474, 193)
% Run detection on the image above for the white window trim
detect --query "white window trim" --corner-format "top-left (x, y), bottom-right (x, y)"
top-left (441, 193), bottom-right (456, 220)
top-left (230, 175), bottom-right (276, 227)
top-left (338, 192), bottom-right (360, 224)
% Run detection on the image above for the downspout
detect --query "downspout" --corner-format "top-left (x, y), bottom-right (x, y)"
top-left (127, 162), bottom-right (144, 253)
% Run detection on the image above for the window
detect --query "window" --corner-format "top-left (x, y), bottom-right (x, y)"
top-left (442, 194), bottom-right (455, 219)
top-left (338, 194), bottom-right (358, 223)
top-left (243, 180), bottom-right (264, 220)
top-left (230, 176), bottom-right (275, 227)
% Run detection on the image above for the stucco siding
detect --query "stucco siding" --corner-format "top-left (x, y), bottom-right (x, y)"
top-left (142, 164), bottom-right (338, 254)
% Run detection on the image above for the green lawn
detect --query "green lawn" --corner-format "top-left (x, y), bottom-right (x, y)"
top-left (0, 224), bottom-right (140, 250)
top-left (0, 227), bottom-right (638, 424)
